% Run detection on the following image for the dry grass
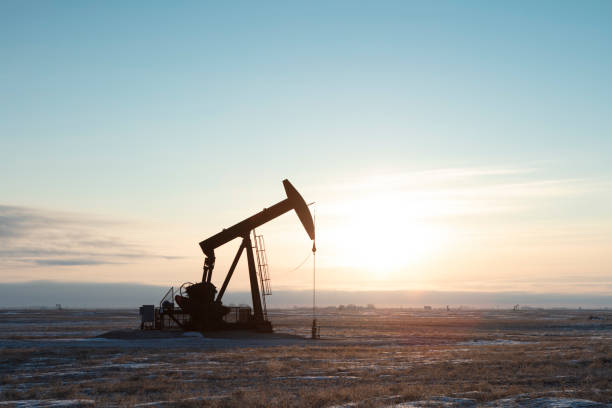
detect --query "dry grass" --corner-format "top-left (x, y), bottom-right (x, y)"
top-left (0, 308), bottom-right (610, 406)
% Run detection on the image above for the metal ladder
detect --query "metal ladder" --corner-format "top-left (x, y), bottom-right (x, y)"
top-left (252, 229), bottom-right (272, 320)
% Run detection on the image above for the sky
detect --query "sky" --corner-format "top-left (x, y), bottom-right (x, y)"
top-left (1, 1), bottom-right (611, 301)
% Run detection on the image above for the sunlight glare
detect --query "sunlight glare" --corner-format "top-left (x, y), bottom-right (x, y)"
top-left (322, 192), bottom-right (447, 278)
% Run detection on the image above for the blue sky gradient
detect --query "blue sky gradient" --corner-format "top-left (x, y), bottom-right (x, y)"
top-left (1, 1), bottom-right (611, 297)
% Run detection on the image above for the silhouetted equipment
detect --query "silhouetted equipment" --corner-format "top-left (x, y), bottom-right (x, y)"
top-left (167, 179), bottom-right (315, 332)
top-left (311, 318), bottom-right (320, 339)
top-left (139, 305), bottom-right (155, 330)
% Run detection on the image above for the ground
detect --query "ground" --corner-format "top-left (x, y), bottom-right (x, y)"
top-left (0, 308), bottom-right (610, 407)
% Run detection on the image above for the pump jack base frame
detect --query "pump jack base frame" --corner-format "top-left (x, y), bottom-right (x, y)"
top-left (172, 234), bottom-right (273, 333)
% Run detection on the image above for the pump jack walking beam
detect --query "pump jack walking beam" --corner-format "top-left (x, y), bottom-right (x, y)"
top-left (200, 180), bottom-right (315, 259)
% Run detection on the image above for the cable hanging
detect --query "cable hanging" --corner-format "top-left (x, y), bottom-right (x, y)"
top-left (287, 253), bottom-right (312, 273)
top-left (311, 206), bottom-right (319, 339)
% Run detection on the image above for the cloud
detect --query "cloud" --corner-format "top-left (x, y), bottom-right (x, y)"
top-left (0, 205), bottom-right (181, 268)
top-left (0, 205), bottom-right (50, 238)
top-left (33, 259), bottom-right (119, 266)
top-left (319, 166), bottom-right (610, 219)
top-left (323, 167), bottom-right (537, 193)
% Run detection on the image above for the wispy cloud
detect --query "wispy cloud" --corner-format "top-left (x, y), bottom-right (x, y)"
top-left (319, 166), bottom-right (610, 219)
top-left (324, 166), bottom-right (537, 192)
top-left (32, 259), bottom-right (119, 266)
top-left (311, 166), bottom-right (612, 275)
top-left (0, 205), bottom-right (181, 268)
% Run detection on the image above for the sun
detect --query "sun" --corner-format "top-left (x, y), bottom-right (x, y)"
top-left (320, 193), bottom-right (446, 278)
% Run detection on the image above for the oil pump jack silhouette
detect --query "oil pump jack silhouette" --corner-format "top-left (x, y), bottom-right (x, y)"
top-left (175, 179), bottom-right (315, 332)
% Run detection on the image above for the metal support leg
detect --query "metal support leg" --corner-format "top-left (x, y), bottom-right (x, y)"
top-left (244, 234), bottom-right (264, 322)
top-left (216, 239), bottom-right (246, 302)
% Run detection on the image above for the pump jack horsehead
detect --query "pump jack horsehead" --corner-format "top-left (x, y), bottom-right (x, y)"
top-left (174, 179), bottom-right (315, 332)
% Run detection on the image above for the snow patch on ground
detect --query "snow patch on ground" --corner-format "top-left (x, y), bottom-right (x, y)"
top-left (132, 395), bottom-right (227, 407)
top-left (0, 399), bottom-right (95, 407)
top-left (387, 396), bottom-right (610, 407)
top-left (275, 375), bottom-right (360, 380)
top-left (457, 339), bottom-right (531, 346)
top-left (391, 396), bottom-right (476, 407)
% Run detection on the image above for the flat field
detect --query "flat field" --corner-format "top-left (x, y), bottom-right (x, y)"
top-left (0, 308), bottom-right (610, 407)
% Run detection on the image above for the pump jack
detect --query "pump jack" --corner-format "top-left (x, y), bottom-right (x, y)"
top-left (173, 179), bottom-right (315, 332)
